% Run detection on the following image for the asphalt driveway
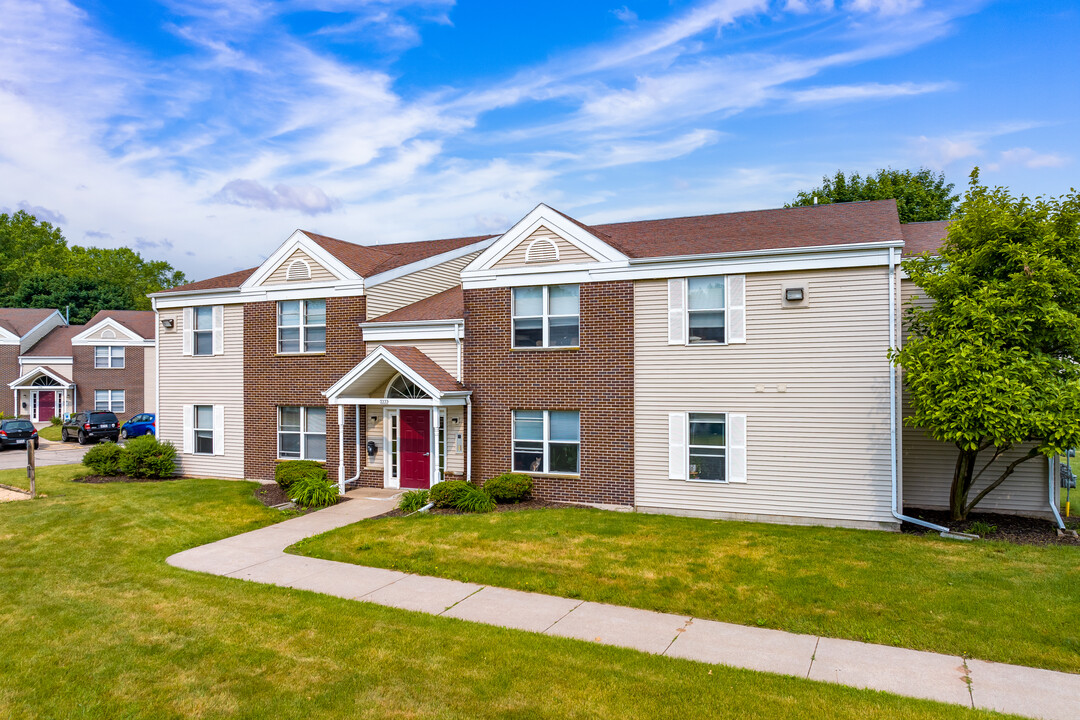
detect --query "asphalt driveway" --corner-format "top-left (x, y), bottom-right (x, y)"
top-left (0, 438), bottom-right (91, 471)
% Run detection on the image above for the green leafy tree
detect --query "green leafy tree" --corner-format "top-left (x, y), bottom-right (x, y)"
top-left (0, 210), bottom-right (70, 297)
top-left (891, 171), bottom-right (1080, 520)
top-left (66, 246), bottom-right (186, 310)
top-left (3, 272), bottom-right (136, 324)
top-left (787, 168), bottom-right (959, 223)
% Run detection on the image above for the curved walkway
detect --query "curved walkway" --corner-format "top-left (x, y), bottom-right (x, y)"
top-left (167, 489), bottom-right (1079, 720)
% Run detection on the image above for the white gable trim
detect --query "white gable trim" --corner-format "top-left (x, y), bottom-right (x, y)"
top-left (361, 319), bottom-right (464, 342)
top-left (70, 317), bottom-right (145, 345)
top-left (0, 325), bottom-right (20, 344)
top-left (9, 365), bottom-right (74, 389)
top-left (465, 204), bottom-right (629, 272)
top-left (240, 230), bottom-right (360, 290)
top-left (323, 345), bottom-right (468, 403)
top-left (21, 311), bottom-right (67, 341)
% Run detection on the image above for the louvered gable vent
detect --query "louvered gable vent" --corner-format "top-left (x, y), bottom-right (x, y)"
top-left (524, 237), bottom-right (559, 264)
top-left (286, 259), bottom-right (311, 281)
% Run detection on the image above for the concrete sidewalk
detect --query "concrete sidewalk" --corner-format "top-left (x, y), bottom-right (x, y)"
top-left (168, 489), bottom-right (1080, 720)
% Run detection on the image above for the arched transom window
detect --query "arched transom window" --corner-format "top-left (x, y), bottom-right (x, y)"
top-left (32, 375), bottom-right (61, 387)
top-left (386, 374), bottom-right (427, 399)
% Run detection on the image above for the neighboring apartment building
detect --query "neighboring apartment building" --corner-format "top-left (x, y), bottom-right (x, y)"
top-left (151, 201), bottom-right (1056, 530)
top-left (5, 309), bottom-right (156, 423)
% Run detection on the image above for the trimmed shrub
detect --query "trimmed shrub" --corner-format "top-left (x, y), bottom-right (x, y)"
top-left (429, 479), bottom-right (472, 508)
top-left (83, 442), bottom-right (124, 476)
top-left (49, 415), bottom-right (62, 426)
top-left (275, 460), bottom-right (326, 490)
top-left (118, 435), bottom-right (177, 478)
top-left (398, 489), bottom-right (430, 512)
top-left (288, 474), bottom-right (339, 509)
top-left (483, 473), bottom-right (533, 503)
top-left (454, 485), bottom-right (496, 513)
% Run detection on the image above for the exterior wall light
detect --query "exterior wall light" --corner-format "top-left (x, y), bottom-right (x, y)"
top-left (785, 288), bottom-right (805, 302)
top-left (160, 317), bottom-right (175, 329)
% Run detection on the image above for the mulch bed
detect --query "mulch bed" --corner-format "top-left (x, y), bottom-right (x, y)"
top-left (253, 483), bottom-right (350, 515)
top-left (74, 475), bottom-right (178, 484)
top-left (902, 507), bottom-right (1080, 546)
top-left (376, 497), bottom-right (570, 519)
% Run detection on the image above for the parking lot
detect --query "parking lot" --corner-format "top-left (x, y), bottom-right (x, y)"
top-left (0, 439), bottom-right (90, 471)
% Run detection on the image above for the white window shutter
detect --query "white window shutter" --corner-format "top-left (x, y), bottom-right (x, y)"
top-left (667, 278), bottom-right (685, 345)
top-left (182, 405), bottom-right (193, 454)
top-left (212, 306), bottom-right (224, 355)
top-left (213, 405), bottom-right (225, 456)
top-left (727, 274), bottom-right (746, 344)
top-left (728, 413), bottom-right (747, 483)
top-left (668, 412), bottom-right (687, 480)
top-left (182, 308), bottom-right (193, 356)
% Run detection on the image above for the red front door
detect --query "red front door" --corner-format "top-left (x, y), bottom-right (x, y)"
top-left (399, 410), bottom-right (431, 489)
top-left (38, 392), bottom-right (55, 422)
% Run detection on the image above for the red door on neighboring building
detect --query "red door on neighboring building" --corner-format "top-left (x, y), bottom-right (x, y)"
top-left (399, 409), bottom-right (431, 488)
top-left (37, 392), bottom-right (55, 422)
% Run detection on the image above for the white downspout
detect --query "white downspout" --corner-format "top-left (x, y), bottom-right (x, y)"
top-left (1049, 456), bottom-right (1066, 530)
top-left (337, 404), bottom-right (346, 495)
top-left (333, 404), bottom-right (364, 492)
top-left (466, 396), bottom-right (473, 485)
top-left (455, 321), bottom-right (462, 382)
top-left (889, 246), bottom-right (950, 534)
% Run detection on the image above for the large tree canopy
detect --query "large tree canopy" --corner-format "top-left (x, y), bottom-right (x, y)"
top-left (892, 171), bottom-right (1080, 520)
top-left (0, 210), bottom-right (185, 313)
top-left (787, 167), bottom-right (958, 223)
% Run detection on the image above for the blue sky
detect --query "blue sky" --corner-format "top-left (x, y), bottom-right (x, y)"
top-left (0, 0), bottom-right (1076, 280)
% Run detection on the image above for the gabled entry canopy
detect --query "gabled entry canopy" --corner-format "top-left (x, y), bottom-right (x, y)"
top-left (324, 345), bottom-right (469, 406)
top-left (9, 366), bottom-right (74, 390)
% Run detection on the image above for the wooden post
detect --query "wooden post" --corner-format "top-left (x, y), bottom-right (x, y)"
top-left (27, 439), bottom-right (36, 499)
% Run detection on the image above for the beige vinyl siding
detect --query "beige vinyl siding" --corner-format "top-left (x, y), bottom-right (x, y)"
top-left (20, 360), bottom-right (73, 380)
top-left (365, 252), bottom-right (480, 319)
top-left (81, 326), bottom-right (134, 342)
top-left (898, 279), bottom-right (1050, 516)
top-left (365, 339), bottom-right (459, 377)
top-left (157, 304), bottom-right (244, 478)
top-left (635, 268), bottom-right (898, 530)
top-left (493, 226), bottom-right (597, 268)
top-left (264, 249), bottom-right (337, 285)
top-left (143, 346), bottom-right (156, 413)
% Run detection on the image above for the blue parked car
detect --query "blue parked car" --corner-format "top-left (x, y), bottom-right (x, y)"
top-left (120, 413), bottom-right (155, 440)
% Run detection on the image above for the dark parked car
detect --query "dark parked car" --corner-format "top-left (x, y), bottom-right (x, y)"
top-left (61, 411), bottom-right (120, 445)
top-left (120, 413), bottom-right (155, 440)
top-left (0, 419), bottom-right (38, 450)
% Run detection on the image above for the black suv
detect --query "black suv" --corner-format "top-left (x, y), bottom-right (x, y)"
top-left (0, 419), bottom-right (39, 450)
top-left (62, 411), bottom-right (121, 445)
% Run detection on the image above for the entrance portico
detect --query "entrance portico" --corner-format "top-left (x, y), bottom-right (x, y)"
top-left (9, 367), bottom-right (75, 422)
top-left (324, 345), bottom-right (471, 493)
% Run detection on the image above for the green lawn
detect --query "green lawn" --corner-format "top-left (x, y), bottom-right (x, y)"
top-left (38, 424), bottom-right (62, 442)
top-left (292, 507), bottom-right (1080, 674)
top-left (0, 465), bottom-right (1013, 720)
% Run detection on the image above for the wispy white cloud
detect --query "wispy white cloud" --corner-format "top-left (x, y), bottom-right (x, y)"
top-left (910, 123), bottom-right (1046, 169)
top-left (985, 147), bottom-right (1070, 172)
top-left (1, 201), bottom-right (68, 225)
top-left (211, 180), bottom-right (340, 215)
top-left (789, 80), bottom-right (951, 104)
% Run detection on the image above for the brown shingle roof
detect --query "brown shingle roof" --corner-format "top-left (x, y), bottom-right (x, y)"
top-left (0, 308), bottom-right (58, 337)
top-left (367, 286), bottom-right (463, 324)
top-left (381, 345), bottom-right (465, 394)
top-left (590, 199), bottom-right (904, 258)
top-left (156, 266), bottom-right (258, 294)
top-left (901, 220), bottom-right (949, 256)
top-left (23, 324), bottom-right (80, 357)
top-left (85, 310), bottom-right (157, 339)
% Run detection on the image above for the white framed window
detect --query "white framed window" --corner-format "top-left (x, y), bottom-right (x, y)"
top-left (94, 346), bottom-right (125, 369)
top-left (193, 307), bottom-right (214, 355)
top-left (512, 285), bottom-right (579, 348)
top-left (688, 413), bottom-right (726, 482)
top-left (194, 405), bottom-right (214, 454)
top-left (278, 299), bottom-right (326, 353)
top-left (94, 390), bottom-right (125, 413)
top-left (438, 410), bottom-right (446, 481)
top-left (668, 276), bottom-right (746, 346)
top-left (512, 410), bottom-right (580, 474)
top-left (687, 277), bottom-right (726, 344)
top-left (278, 406), bottom-right (327, 461)
top-left (389, 413), bottom-right (399, 480)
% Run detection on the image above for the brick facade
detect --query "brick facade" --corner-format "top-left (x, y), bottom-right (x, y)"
top-left (243, 296), bottom-right (366, 484)
top-left (72, 346), bottom-right (145, 424)
top-left (463, 281), bottom-right (635, 506)
top-left (0, 346), bottom-right (19, 416)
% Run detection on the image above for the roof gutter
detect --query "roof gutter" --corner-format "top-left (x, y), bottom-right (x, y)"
top-left (624, 240), bottom-right (905, 265)
top-left (359, 318), bottom-right (464, 329)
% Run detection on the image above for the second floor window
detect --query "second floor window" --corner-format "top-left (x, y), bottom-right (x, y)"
top-left (278, 299), bottom-right (326, 353)
top-left (94, 346), bottom-right (125, 369)
top-left (193, 307), bottom-right (214, 355)
top-left (512, 285), bottom-right (579, 348)
top-left (687, 276), bottom-right (726, 344)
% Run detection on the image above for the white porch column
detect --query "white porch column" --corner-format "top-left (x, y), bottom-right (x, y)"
top-left (12, 390), bottom-right (17, 418)
top-left (337, 404), bottom-right (345, 495)
top-left (431, 407), bottom-right (440, 486)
